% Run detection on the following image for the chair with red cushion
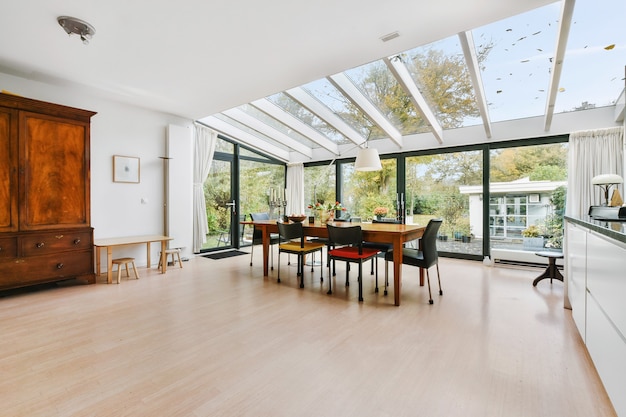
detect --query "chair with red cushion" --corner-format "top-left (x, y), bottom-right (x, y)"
top-left (326, 224), bottom-right (380, 302)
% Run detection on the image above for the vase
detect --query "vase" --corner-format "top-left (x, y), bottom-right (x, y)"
top-left (320, 210), bottom-right (334, 224)
top-left (376, 215), bottom-right (383, 221)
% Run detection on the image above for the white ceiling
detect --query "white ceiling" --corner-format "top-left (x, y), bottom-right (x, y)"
top-left (0, 0), bottom-right (553, 121)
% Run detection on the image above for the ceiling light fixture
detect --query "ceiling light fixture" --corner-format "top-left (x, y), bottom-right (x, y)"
top-left (57, 16), bottom-right (96, 45)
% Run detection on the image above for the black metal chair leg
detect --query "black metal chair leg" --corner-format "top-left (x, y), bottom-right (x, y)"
top-left (327, 263), bottom-right (333, 294)
top-left (358, 263), bottom-right (364, 302)
top-left (374, 257), bottom-right (379, 292)
top-left (436, 264), bottom-right (442, 295)
top-left (426, 269), bottom-right (433, 304)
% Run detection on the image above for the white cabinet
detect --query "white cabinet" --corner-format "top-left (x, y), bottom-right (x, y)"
top-left (565, 219), bottom-right (626, 417)
top-left (566, 222), bottom-right (587, 339)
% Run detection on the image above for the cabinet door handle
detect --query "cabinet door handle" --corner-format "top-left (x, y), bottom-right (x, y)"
top-left (73, 238), bottom-right (81, 245)
top-left (0, 247), bottom-right (2, 252)
top-left (56, 263), bottom-right (64, 269)
top-left (36, 242), bottom-right (45, 248)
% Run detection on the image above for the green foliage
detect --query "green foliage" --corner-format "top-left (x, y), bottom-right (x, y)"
top-left (521, 225), bottom-right (543, 237)
top-left (491, 144), bottom-right (567, 182)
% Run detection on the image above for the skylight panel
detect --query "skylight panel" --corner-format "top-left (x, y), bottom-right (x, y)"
top-left (237, 103), bottom-right (319, 148)
top-left (473, 3), bottom-right (560, 122)
top-left (343, 61), bottom-right (427, 136)
top-left (555, 0), bottom-right (626, 113)
top-left (401, 36), bottom-right (482, 129)
top-left (213, 113), bottom-right (292, 151)
top-left (266, 92), bottom-right (351, 145)
top-left (301, 78), bottom-right (377, 138)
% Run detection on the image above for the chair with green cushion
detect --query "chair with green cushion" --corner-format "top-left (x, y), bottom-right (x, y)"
top-left (277, 221), bottom-right (325, 288)
top-left (326, 224), bottom-right (380, 302)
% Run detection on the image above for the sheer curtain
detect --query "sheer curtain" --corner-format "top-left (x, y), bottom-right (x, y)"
top-left (193, 124), bottom-right (218, 253)
top-left (566, 127), bottom-right (624, 218)
top-left (286, 163), bottom-right (304, 215)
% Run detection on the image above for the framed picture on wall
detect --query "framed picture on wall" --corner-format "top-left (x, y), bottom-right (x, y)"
top-left (113, 155), bottom-right (140, 183)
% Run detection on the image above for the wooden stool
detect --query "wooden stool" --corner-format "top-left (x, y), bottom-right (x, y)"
top-left (111, 257), bottom-right (139, 284)
top-left (158, 249), bottom-right (183, 270)
top-left (533, 251), bottom-right (564, 286)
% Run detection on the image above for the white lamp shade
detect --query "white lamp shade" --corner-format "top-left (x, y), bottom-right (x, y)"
top-left (354, 147), bottom-right (382, 171)
top-left (592, 174), bottom-right (623, 185)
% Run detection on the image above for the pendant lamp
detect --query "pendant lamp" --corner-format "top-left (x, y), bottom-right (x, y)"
top-left (354, 147), bottom-right (382, 171)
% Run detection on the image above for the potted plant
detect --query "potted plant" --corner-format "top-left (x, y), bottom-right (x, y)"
top-left (521, 225), bottom-right (545, 249)
top-left (373, 206), bottom-right (389, 220)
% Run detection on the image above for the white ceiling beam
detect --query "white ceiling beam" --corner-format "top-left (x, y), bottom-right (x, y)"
top-left (250, 99), bottom-right (340, 155)
top-left (458, 31), bottom-right (492, 139)
top-left (544, 0), bottom-right (576, 131)
top-left (222, 108), bottom-right (313, 159)
top-left (327, 72), bottom-right (403, 148)
top-left (384, 57), bottom-right (444, 144)
top-left (284, 87), bottom-right (365, 147)
top-left (199, 116), bottom-right (290, 162)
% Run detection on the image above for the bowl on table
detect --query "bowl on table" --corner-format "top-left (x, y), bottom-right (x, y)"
top-left (288, 215), bottom-right (307, 223)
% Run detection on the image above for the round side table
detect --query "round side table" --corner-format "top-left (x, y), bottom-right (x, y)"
top-left (533, 251), bottom-right (564, 286)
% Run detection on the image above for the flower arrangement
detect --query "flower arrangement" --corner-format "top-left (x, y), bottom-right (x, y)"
top-left (373, 207), bottom-right (389, 216)
top-left (308, 201), bottom-right (346, 212)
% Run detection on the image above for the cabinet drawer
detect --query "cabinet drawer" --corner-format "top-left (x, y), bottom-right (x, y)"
top-left (0, 237), bottom-right (17, 259)
top-left (0, 249), bottom-right (93, 287)
top-left (21, 230), bottom-right (92, 256)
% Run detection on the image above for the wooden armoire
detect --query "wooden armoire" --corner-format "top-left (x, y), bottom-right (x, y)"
top-left (0, 93), bottom-right (96, 290)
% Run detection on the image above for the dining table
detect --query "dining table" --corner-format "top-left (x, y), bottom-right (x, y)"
top-left (243, 220), bottom-right (426, 306)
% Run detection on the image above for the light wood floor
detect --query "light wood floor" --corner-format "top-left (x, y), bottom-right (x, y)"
top-left (0, 252), bottom-right (617, 417)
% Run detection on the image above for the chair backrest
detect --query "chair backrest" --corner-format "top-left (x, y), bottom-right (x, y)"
top-left (277, 221), bottom-right (304, 247)
top-left (327, 224), bottom-right (363, 250)
top-left (421, 219), bottom-right (443, 267)
top-left (250, 212), bottom-right (270, 243)
top-left (250, 212), bottom-right (270, 221)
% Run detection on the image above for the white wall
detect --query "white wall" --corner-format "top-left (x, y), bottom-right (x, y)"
top-left (0, 73), bottom-right (195, 265)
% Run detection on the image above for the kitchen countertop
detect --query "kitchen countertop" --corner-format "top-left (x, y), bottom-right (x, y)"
top-left (565, 215), bottom-right (626, 244)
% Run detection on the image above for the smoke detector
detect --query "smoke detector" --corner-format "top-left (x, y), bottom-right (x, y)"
top-left (57, 16), bottom-right (96, 45)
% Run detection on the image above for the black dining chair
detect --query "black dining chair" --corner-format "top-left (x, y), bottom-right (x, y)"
top-left (326, 224), bottom-right (380, 302)
top-left (384, 218), bottom-right (443, 304)
top-left (363, 218), bottom-right (401, 294)
top-left (277, 221), bottom-right (325, 288)
top-left (249, 212), bottom-right (281, 270)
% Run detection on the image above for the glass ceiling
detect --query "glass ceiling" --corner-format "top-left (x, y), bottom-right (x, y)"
top-left (200, 0), bottom-right (625, 163)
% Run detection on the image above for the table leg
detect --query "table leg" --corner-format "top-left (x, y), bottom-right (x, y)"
top-left (95, 246), bottom-right (101, 276)
top-left (106, 247), bottom-right (113, 284)
top-left (392, 236), bottom-right (402, 306)
top-left (160, 240), bottom-right (167, 274)
top-left (147, 242), bottom-right (152, 270)
top-left (262, 227), bottom-right (270, 276)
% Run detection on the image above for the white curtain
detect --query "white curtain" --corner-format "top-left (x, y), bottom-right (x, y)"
top-left (566, 127), bottom-right (624, 218)
top-left (193, 124), bottom-right (218, 253)
top-left (286, 163), bottom-right (305, 215)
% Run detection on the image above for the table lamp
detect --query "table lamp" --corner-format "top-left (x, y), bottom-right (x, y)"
top-left (592, 174), bottom-right (623, 206)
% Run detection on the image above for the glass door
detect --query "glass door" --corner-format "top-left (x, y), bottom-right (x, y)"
top-left (202, 158), bottom-right (237, 251)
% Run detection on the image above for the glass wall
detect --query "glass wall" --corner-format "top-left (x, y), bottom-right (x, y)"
top-left (340, 159), bottom-right (397, 221)
top-left (406, 150), bottom-right (483, 257)
top-left (489, 142), bottom-right (567, 262)
top-left (303, 164), bottom-right (336, 217)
